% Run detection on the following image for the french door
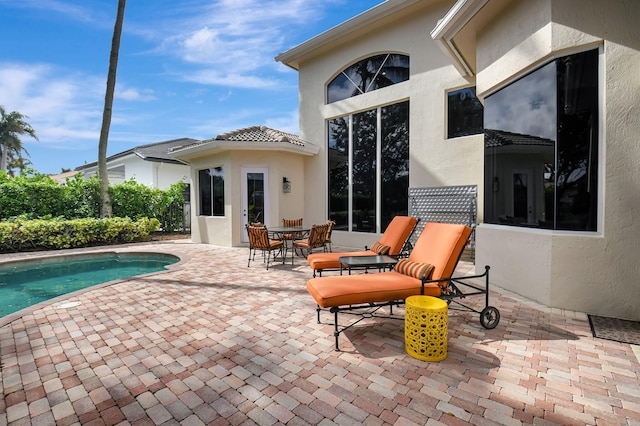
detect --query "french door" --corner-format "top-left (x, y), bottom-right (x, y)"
top-left (241, 167), bottom-right (269, 243)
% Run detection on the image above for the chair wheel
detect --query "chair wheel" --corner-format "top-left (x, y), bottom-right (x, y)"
top-left (480, 306), bottom-right (500, 329)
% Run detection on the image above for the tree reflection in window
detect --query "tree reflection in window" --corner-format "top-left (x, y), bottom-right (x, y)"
top-left (328, 101), bottom-right (409, 232)
top-left (327, 54), bottom-right (409, 103)
top-left (447, 87), bottom-right (483, 138)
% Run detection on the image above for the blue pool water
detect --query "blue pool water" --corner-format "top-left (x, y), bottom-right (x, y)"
top-left (0, 252), bottom-right (179, 317)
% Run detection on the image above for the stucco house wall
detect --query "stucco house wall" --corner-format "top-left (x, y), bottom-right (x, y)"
top-left (279, 0), bottom-right (639, 321)
top-left (171, 126), bottom-right (316, 247)
top-left (186, 149), bottom-right (307, 247)
top-left (473, 0), bottom-right (640, 320)
top-left (292, 0), bottom-right (485, 249)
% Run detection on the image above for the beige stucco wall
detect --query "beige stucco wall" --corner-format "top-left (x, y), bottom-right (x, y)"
top-left (188, 150), bottom-right (306, 247)
top-left (296, 0), bottom-right (485, 249)
top-left (475, 0), bottom-right (640, 320)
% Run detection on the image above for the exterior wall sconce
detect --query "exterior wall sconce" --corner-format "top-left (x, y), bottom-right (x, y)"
top-left (283, 177), bottom-right (291, 193)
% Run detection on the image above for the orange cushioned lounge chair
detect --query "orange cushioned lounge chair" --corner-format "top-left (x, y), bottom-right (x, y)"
top-left (306, 215), bottom-right (418, 277)
top-left (306, 222), bottom-right (500, 351)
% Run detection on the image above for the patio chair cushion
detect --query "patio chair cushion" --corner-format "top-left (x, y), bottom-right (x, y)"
top-left (370, 241), bottom-right (390, 255)
top-left (407, 222), bottom-right (470, 281)
top-left (377, 215), bottom-right (418, 255)
top-left (307, 249), bottom-right (377, 271)
top-left (306, 216), bottom-right (418, 275)
top-left (306, 222), bottom-right (472, 308)
top-left (306, 270), bottom-right (431, 308)
top-left (394, 259), bottom-right (434, 280)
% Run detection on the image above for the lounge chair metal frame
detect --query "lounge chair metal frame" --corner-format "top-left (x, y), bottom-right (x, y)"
top-left (307, 223), bottom-right (500, 351)
top-left (316, 265), bottom-right (499, 351)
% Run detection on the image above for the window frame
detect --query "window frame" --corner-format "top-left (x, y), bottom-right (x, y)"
top-left (327, 100), bottom-right (410, 233)
top-left (327, 53), bottom-right (410, 104)
top-left (198, 166), bottom-right (225, 217)
top-left (446, 86), bottom-right (484, 139)
top-left (483, 47), bottom-right (601, 232)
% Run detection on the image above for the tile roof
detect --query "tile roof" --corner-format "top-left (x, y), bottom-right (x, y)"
top-left (213, 125), bottom-right (305, 146)
top-left (484, 129), bottom-right (554, 148)
top-left (76, 138), bottom-right (198, 170)
top-left (169, 125), bottom-right (315, 155)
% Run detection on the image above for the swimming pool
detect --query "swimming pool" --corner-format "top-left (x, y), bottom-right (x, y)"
top-left (0, 252), bottom-right (180, 317)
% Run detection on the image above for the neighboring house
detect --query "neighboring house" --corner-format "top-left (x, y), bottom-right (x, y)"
top-left (170, 126), bottom-right (319, 246)
top-left (170, 0), bottom-right (638, 321)
top-left (75, 138), bottom-right (196, 189)
top-left (48, 170), bottom-right (81, 185)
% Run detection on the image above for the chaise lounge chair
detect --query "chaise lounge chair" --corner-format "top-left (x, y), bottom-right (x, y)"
top-left (306, 215), bottom-right (419, 277)
top-left (306, 222), bottom-right (500, 351)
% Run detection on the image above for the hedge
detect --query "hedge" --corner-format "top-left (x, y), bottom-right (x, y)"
top-left (0, 217), bottom-right (161, 253)
top-left (0, 171), bottom-right (188, 232)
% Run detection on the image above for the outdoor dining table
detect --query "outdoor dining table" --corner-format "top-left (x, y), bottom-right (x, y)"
top-left (268, 225), bottom-right (310, 265)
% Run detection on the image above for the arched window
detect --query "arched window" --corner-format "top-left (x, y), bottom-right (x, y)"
top-left (327, 53), bottom-right (409, 104)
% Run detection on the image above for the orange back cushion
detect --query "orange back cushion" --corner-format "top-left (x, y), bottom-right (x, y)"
top-left (408, 222), bottom-right (471, 281)
top-left (283, 218), bottom-right (303, 227)
top-left (378, 216), bottom-right (418, 255)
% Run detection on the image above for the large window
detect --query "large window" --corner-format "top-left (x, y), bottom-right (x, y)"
top-left (327, 54), bottom-right (409, 104)
top-left (199, 167), bottom-right (225, 216)
top-left (447, 86), bottom-right (483, 138)
top-left (328, 101), bottom-right (409, 233)
top-left (484, 49), bottom-right (599, 231)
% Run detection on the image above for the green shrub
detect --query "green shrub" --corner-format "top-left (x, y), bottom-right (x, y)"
top-left (0, 171), bottom-right (188, 232)
top-left (0, 171), bottom-right (185, 252)
top-left (0, 217), bottom-right (161, 253)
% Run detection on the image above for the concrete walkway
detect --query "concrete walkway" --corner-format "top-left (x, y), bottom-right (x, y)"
top-left (1, 240), bottom-right (639, 425)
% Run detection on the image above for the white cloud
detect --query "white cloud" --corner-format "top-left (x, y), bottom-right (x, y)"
top-left (0, 63), bottom-right (104, 148)
top-left (117, 87), bottom-right (156, 102)
top-left (145, 0), bottom-right (340, 89)
top-left (2, 0), bottom-right (111, 26)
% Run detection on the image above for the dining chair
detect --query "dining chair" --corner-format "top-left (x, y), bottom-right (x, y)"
top-left (293, 223), bottom-right (329, 258)
top-left (281, 218), bottom-right (304, 240)
top-left (246, 224), bottom-right (284, 270)
top-left (324, 220), bottom-right (335, 252)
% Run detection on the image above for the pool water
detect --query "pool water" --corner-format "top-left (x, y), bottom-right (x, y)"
top-left (0, 252), bottom-right (179, 317)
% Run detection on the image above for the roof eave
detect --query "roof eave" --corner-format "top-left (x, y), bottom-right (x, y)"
top-left (275, 0), bottom-right (423, 70)
top-left (430, 0), bottom-right (489, 77)
top-left (170, 140), bottom-right (319, 161)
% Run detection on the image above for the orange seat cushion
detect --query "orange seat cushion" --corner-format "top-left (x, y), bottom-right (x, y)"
top-left (307, 250), bottom-right (377, 271)
top-left (306, 272), bottom-right (442, 308)
top-left (306, 222), bottom-right (471, 308)
top-left (306, 215), bottom-right (418, 272)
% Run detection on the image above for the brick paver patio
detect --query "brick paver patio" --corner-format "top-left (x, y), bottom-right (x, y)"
top-left (1, 239), bottom-right (639, 425)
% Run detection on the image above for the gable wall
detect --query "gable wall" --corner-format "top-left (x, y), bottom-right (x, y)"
top-left (296, 0), bottom-right (486, 249)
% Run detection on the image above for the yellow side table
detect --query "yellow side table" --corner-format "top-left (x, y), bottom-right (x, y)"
top-left (405, 295), bottom-right (448, 361)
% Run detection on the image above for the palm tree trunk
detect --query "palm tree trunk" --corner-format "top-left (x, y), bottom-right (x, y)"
top-left (98, 0), bottom-right (126, 218)
top-left (0, 143), bottom-right (7, 172)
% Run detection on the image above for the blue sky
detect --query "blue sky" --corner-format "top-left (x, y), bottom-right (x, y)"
top-left (0, 0), bottom-right (382, 175)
